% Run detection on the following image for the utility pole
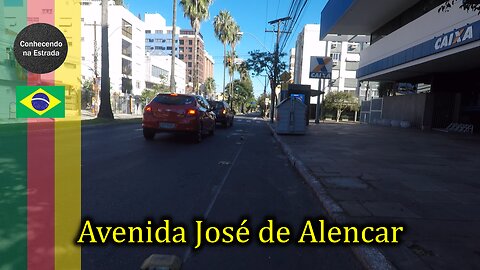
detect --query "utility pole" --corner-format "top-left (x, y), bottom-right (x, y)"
top-left (263, 74), bottom-right (267, 117)
top-left (266, 16), bottom-right (290, 123)
top-left (170, 0), bottom-right (177, 93)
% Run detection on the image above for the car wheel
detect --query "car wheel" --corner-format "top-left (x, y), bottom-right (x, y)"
top-left (229, 118), bottom-right (234, 127)
top-left (222, 121), bottom-right (228, 128)
top-left (143, 128), bottom-right (155, 140)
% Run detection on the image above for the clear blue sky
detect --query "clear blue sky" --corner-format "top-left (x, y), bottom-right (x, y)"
top-left (124, 0), bottom-right (329, 96)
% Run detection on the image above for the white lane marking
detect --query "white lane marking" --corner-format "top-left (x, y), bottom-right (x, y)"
top-left (183, 136), bottom-right (246, 263)
top-left (134, 128), bottom-right (142, 131)
top-left (246, 120), bottom-right (252, 123)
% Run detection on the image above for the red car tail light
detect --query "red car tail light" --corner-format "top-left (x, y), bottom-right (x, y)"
top-left (186, 109), bottom-right (197, 116)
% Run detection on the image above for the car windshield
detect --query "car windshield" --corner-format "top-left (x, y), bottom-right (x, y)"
top-left (153, 95), bottom-right (195, 105)
top-left (215, 102), bottom-right (224, 109)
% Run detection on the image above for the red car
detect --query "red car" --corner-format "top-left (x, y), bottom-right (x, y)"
top-left (142, 93), bottom-right (216, 142)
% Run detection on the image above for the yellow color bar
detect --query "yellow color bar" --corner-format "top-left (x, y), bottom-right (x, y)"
top-left (55, 0), bottom-right (82, 269)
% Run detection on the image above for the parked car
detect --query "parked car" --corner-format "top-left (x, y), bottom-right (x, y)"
top-left (142, 93), bottom-right (216, 142)
top-left (208, 100), bottom-right (234, 127)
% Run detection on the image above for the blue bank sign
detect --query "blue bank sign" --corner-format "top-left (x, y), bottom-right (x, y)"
top-left (435, 25), bottom-right (474, 51)
top-left (358, 20), bottom-right (480, 78)
top-left (309, 56), bottom-right (332, 79)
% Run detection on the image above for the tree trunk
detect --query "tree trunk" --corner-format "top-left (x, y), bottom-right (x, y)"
top-left (193, 21), bottom-right (199, 94)
top-left (98, 0), bottom-right (114, 119)
top-left (336, 109), bottom-right (341, 122)
top-left (222, 43), bottom-right (226, 101)
top-left (229, 73), bottom-right (233, 108)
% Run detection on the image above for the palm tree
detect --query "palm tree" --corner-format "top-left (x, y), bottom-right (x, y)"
top-left (180, 0), bottom-right (213, 94)
top-left (213, 10), bottom-right (235, 101)
top-left (227, 23), bottom-right (241, 107)
top-left (226, 50), bottom-right (237, 106)
top-left (203, 77), bottom-right (216, 98)
top-left (98, 0), bottom-right (114, 119)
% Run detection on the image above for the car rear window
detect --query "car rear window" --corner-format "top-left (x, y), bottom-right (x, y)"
top-left (153, 95), bottom-right (195, 105)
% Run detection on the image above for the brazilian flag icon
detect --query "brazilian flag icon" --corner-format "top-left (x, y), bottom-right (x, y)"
top-left (16, 86), bottom-right (65, 118)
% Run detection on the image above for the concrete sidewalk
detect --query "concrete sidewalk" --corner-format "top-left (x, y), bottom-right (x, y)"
top-left (270, 121), bottom-right (480, 269)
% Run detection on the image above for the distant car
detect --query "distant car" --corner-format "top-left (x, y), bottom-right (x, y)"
top-left (208, 100), bottom-right (234, 127)
top-left (142, 93), bottom-right (216, 142)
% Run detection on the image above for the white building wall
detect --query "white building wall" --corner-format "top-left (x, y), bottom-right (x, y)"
top-left (81, 2), bottom-right (145, 97)
top-left (145, 54), bottom-right (186, 94)
top-left (359, 0), bottom-right (479, 73)
top-left (294, 24), bottom-right (366, 104)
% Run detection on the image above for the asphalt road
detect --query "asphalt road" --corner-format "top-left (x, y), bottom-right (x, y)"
top-left (81, 114), bottom-right (362, 270)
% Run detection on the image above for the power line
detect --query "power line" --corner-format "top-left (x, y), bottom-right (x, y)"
top-left (278, 0), bottom-right (309, 54)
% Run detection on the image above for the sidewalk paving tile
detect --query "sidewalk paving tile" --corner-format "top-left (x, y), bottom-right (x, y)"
top-left (275, 121), bottom-right (480, 269)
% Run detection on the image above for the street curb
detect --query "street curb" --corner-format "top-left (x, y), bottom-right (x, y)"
top-left (267, 123), bottom-right (396, 270)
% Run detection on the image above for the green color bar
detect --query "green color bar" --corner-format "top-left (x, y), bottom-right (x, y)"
top-left (0, 1), bottom-right (27, 269)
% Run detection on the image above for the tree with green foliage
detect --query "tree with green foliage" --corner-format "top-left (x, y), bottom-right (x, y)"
top-left (225, 79), bottom-right (254, 113)
top-left (378, 81), bottom-right (395, 97)
top-left (245, 50), bottom-right (287, 90)
top-left (180, 0), bottom-right (213, 94)
top-left (323, 91), bottom-right (359, 122)
top-left (256, 93), bottom-right (268, 116)
top-left (439, 0), bottom-right (480, 14)
top-left (213, 11), bottom-right (236, 97)
top-left (203, 77), bottom-right (216, 98)
top-left (81, 79), bottom-right (94, 110)
top-left (244, 50), bottom-right (287, 116)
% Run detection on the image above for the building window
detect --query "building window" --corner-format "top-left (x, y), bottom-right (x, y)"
top-left (167, 46), bottom-right (172, 50)
top-left (152, 65), bottom-right (168, 78)
top-left (179, 40), bottom-right (184, 45)
top-left (122, 39), bottom-right (132, 57)
top-left (188, 40), bottom-right (192, 45)
top-left (122, 77), bottom-right (132, 94)
top-left (188, 54), bottom-right (192, 60)
top-left (179, 54), bottom-right (184, 59)
top-left (122, 19), bottom-right (132, 39)
top-left (155, 46), bottom-right (161, 50)
top-left (122, 58), bottom-right (132, 76)
top-left (347, 44), bottom-right (358, 52)
top-left (188, 62), bottom-right (192, 68)
top-left (146, 30), bottom-right (151, 34)
top-left (155, 38), bottom-right (162, 42)
top-left (188, 47), bottom-right (192, 53)
top-left (155, 30), bottom-right (162, 34)
top-left (136, 81), bottom-right (141, 89)
top-left (330, 53), bottom-right (341, 62)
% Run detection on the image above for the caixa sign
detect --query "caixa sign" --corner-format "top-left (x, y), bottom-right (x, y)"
top-left (434, 24), bottom-right (474, 51)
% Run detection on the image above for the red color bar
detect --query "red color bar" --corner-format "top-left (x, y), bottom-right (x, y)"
top-left (27, 0), bottom-right (55, 269)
